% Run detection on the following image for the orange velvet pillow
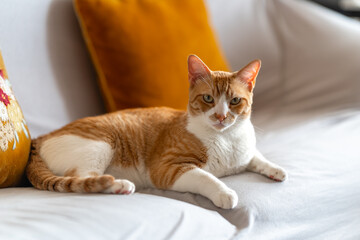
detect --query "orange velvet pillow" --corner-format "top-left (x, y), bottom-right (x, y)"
top-left (0, 51), bottom-right (31, 187)
top-left (74, 0), bottom-right (228, 111)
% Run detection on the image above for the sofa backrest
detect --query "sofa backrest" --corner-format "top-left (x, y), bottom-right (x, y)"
top-left (1, 0), bottom-right (360, 137)
top-left (0, 0), bottom-right (104, 137)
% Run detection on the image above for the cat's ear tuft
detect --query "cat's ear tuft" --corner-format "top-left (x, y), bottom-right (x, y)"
top-left (236, 59), bottom-right (261, 92)
top-left (187, 55), bottom-right (211, 85)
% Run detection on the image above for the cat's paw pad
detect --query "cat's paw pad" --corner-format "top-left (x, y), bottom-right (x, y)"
top-left (211, 188), bottom-right (238, 209)
top-left (104, 179), bottom-right (135, 194)
top-left (268, 167), bottom-right (288, 182)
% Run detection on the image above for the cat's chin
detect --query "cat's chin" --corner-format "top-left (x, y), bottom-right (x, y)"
top-left (212, 123), bottom-right (230, 132)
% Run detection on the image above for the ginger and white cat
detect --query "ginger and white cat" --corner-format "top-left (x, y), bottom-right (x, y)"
top-left (27, 55), bottom-right (287, 209)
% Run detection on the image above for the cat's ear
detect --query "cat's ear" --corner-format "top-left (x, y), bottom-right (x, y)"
top-left (188, 55), bottom-right (211, 85)
top-left (236, 60), bottom-right (261, 92)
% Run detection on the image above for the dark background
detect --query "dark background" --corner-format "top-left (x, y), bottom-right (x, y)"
top-left (310, 0), bottom-right (360, 17)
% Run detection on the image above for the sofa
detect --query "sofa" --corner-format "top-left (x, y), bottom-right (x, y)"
top-left (1, 0), bottom-right (360, 239)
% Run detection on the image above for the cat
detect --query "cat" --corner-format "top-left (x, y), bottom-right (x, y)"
top-left (26, 55), bottom-right (287, 209)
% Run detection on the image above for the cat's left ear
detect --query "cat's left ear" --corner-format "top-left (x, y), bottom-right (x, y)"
top-left (236, 60), bottom-right (261, 92)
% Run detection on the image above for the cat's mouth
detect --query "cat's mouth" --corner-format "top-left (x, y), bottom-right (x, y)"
top-left (213, 122), bottom-right (227, 130)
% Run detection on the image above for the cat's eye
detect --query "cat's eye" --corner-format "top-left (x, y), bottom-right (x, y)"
top-left (230, 97), bottom-right (241, 105)
top-left (203, 94), bottom-right (214, 103)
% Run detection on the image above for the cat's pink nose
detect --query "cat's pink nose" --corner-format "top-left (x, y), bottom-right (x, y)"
top-left (215, 113), bottom-right (226, 122)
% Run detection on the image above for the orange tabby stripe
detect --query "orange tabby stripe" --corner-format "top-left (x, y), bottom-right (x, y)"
top-left (27, 66), bottom-right (256, 192)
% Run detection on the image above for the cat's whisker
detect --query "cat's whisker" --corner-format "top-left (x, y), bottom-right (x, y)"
top-left (253, 125), bottom-right (265, 135)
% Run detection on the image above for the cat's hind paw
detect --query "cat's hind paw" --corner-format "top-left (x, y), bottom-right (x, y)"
top-left (211, 188), bottom-right (238, 209)
top-left (104, 179), bottom-right (135, 194)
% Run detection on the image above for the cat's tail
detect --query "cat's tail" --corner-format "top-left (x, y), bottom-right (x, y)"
top-left (26, 139), bottom-right (115, 193)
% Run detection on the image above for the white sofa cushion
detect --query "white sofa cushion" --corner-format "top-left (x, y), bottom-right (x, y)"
top-left (0, 188), bottom-right (236, 240)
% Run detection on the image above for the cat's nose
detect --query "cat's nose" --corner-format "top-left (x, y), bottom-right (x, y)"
top-left (215, 113), bottom-right (226, 122)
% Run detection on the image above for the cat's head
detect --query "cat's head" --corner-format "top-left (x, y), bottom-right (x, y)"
top-left (187, 55), bottom-right (261, 132)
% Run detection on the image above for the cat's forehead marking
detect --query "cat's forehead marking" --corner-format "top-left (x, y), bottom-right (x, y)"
top-left (211, 71), bottom-right (237, 97)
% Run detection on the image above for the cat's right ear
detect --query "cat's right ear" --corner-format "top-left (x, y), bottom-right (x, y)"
top-left (236, 59), bottom-right (261, 92)
top-left (188, 55), bottom-right (211, 85)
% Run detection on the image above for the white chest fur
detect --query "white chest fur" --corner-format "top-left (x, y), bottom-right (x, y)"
top-left (187, 117), bottom-right (256, 178)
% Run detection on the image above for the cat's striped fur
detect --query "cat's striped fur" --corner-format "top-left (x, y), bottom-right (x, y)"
top-left (26, 55), bottom-right (287, 209)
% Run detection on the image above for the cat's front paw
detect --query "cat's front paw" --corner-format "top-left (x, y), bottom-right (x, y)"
top-left (211, 188), bottom-right (238, 209)
top-left (104, 179), bottom-right (136, 194)
top-left (267, 167), bottom-right (288, 182)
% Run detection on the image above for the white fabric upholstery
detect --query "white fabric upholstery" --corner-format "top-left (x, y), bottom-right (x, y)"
top-left (207, 0), bottom-right (360, 123)
top-left (0, 188), bottom-right (236, 240)
top-left (0, 0), bottom-right (104, 138)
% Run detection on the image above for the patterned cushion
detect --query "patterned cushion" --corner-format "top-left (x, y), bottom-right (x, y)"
top-left (0, 50), bottom-right (31, 187)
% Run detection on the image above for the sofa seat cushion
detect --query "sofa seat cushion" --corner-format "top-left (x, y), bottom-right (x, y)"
top-left (0, 188), bottom-right (237, 240)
